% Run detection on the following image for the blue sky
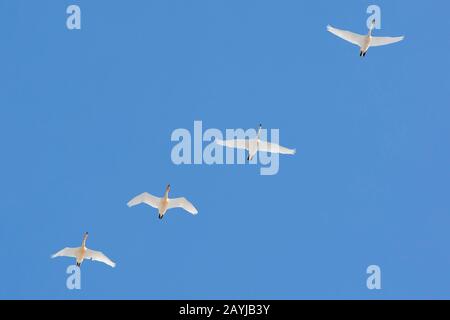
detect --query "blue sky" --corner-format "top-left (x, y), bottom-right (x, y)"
top-left (1, 0), bottom-right (449, 299)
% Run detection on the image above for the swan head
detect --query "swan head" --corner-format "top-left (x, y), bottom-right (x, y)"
top-left (166, 184), bottom-right (171, 192)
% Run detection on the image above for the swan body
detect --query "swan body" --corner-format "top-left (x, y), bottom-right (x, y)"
top-left (215, 124), bottom-right (296, 161)
top-left (327, 19), bottom-right (404, 57)
top-left (51, 232), bottom-right (116, 268)
top-left (127, 185), bottom-right (198, 219)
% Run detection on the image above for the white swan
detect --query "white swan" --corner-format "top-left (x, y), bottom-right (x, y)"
top-left (215, 124), bottom-right (296, 161)
top-left (327, 19), bottom-right (404, 57)
top-left (127, 185), bottom-right (198, 219)
top-left (51, 232), bottom-right (116, 268)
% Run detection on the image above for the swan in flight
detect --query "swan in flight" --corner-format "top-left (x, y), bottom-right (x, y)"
top-left (127, 185), bottom-right (198, 219)
top-left (327, 19), bottom-right (404, 57)
top-left (215, 124), bottom-right (296, 161)
top-left (51, 232), bottom-right (116, 268)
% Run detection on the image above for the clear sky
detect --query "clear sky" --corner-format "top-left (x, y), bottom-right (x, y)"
top-left (1, 0), bottom-right (449, 299)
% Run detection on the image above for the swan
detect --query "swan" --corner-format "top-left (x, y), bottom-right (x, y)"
top-left (127, 185), bottom-right (198, 219)
top-left (51, 232), bottom-right (116, 268)
top-left (215, 124), bottom-right (296, 161)
top-left (327, 19), bottom-right (404, 57)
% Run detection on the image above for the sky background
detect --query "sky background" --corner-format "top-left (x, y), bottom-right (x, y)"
top-left (0, 0), bottom-right (449, 299)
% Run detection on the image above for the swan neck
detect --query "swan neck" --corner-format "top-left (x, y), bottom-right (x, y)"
top-left (82, 234), bottom-right (88, 247)
top-left (369, 21), bottom-right (375, 35)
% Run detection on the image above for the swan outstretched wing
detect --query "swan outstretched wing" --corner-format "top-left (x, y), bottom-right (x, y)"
top-left (51, 247), bottom-right (79, 259)
top-left (84, 248), bottom-right (116, 268)
top-left (168, 197), bottom-right (198, 215)
top-left (258, 141), bottom-right (296, 155)
top-left (370, 36), bottom-right (404, 47)
top-left (327, 25), bottom-right (366, 47)
top-left (215, 139), bottom-right (249, 150)
top-left (127, 192), bottom-right (160, 209)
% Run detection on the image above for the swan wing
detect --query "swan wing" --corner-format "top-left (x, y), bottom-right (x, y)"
top-left (327, 25), bottom-right (366, 47)
top-left (127, 192), bottom-right (160, 209)
top-left (258, 141), bottom-right (296, 155)
top-left (215, 138), bottom-right (249, 150)
top-left (168, 197), bottom-right (198, 215)
top-left (370, 35), bottom-right (404, 47)
top-left (84, 248), bottom-right (116, 268)
top-left (51, 247), bottom-right (79, 259)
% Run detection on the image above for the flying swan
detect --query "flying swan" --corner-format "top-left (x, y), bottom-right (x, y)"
top-left (127, 185), bottom-right (198, 219)
top-left (51, 232), bottom-right (116, 268)
top-left (327, 19), bottom-right (404, 57)
top-left (215, 124), bottom-right (296, 161)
